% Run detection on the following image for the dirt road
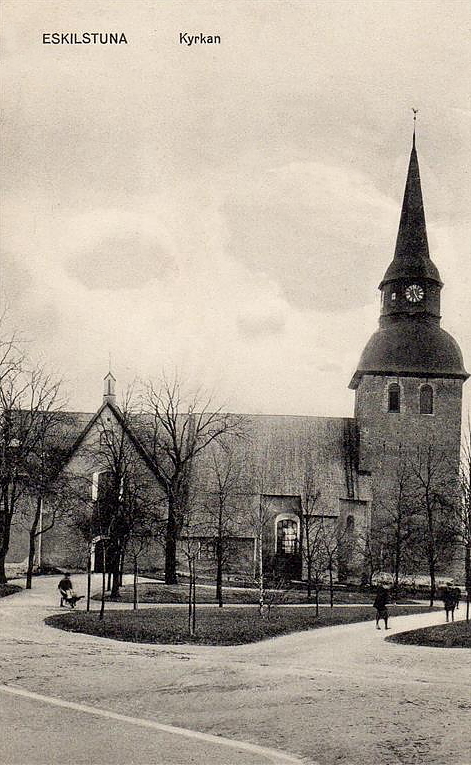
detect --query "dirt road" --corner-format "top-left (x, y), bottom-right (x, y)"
top-left (1, 575), bottom-right (469, 765)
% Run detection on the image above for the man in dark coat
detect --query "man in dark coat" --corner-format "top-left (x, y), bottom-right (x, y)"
top-left (373, 585), bottom-right (389, 630)
top-left (442, 585), bottom-right (457, 623)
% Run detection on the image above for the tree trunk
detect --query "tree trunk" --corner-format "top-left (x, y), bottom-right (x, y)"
top-left (307, 558), bottom-right (312, 599)
top-left (192, 559), bottom-right (196, 635)
top-left (216, 508), bottom-right (224, 607)
top-left (165, 500), bottom-right (178, 585)
top-left (329, 563), bottom-right (334, 608)
top-left (465, 543), bottom-right (470, 623)
top-left (425, 488), bottom-right (436, 608)
top-left (429, 555), bottom-right (436, 607)
top-left (0, 504), bottom-right (13, 584)
top-left (258, 528), bottom-right (265, 617)
top-left (188, 557), bottom-right (195, 636)
top-left (99, 548), bottom-right (107, 621)
top-left (119, 551), bottom-right (125, 586)
top-left (393, 524), bottom-right (401, 592)
top-left (111, 572), bottom-right (120, 598)
top-left (26, 497), bottom-right (42, 590)
top-left (216, 560), bottom-right (223, 607)
top-left (133, 557), bottom-right (139, 610)
top-left (26, 531), bottom-right (36, 590)
top-left (315, 586), bottom-right (319, 617)
top-left (86, 553), bottom-right (91, 612)
top-left (0, 547), bottom-right (8, 585)
top-left (110, 541), bottom-right (123, 598)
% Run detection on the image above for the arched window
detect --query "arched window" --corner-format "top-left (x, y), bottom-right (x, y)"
top-left (276, 517), bottom-right (299, 555)
top-left (420, 384), bottom-right (433, 414)
top-left (388, 383), bottom-right (400, 413)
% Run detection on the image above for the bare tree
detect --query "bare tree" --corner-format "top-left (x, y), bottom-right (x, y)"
top-left (0, 326), bottom-right (26, 583)
top-left (142, 375), bottom-right (245, 584)
top-left (300, 468), bottom-right (323, 602)
top-left (0, 339), bottom-right (66, 584)
top-left (244, 454), bottom-right (274, 617)
top-left (303, 516), bottom-right (327, 615)
top-left (360, 519), bottom-right (385, 587)
top-left (127, 529), bottom-right (155, 611)
top-left (319, 516), bottom-right (349, 608)
top-left (89, 392), bottom-right (162, 605)
top-left (377, 457), bottom-right (422, 592)
top-left (180, 529), bottom-right (200, 637)
top-left (178, 471), bottom-right (208, 636)
top-left (201, 440), bottom-right (249, 607)
top-left (407, 445), bottom-right (457, 606)
top-left (456, 418), bottom-right (471, 621)
top-left (253, 493), bottom-right (272, 616)
top-left (22, 445), bottom-right (78, 590)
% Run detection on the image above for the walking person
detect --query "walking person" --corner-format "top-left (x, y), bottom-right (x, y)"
top-left (373, 585), bottom-right (389, 630)
top-left (58, 573), bottom-right (73, 607)
top-left (441, 585), bottom-right (456, 623)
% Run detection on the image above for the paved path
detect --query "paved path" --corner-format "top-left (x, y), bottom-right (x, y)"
top-left (1, 576), bottom-right (470, 765)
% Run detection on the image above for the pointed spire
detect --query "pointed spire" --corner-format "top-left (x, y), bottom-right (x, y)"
top-left (393, 125), bottom-right (429, 262)
top-left (379, 122), bottom-right (442, 289)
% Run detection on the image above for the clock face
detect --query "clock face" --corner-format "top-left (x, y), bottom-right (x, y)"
top-left (405, 284), bottom-right (424, 303)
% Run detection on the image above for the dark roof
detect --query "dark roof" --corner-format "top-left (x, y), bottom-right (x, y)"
top-left (9, 410), bottom-right (95, 453)
top-left (207, 415), bottom-right (359, 507)
top-left (349, 320), bottom-right (468, 388)
top-left (49, 411), bottom-right (96, 450)
top-left (379, 141), bottom-right (442, 288)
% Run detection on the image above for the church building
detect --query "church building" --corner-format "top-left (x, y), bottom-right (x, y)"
top-left (7, 134), bottom-right (468, 583)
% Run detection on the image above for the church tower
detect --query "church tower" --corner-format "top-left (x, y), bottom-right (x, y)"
top-left (350, 131), bottom-right (468, 508)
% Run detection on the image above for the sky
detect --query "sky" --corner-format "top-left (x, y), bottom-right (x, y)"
top-left (1, 0), bottom-right (470, 417)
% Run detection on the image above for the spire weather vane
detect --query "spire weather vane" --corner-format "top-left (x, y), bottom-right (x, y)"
top-left (412, 108), bottom-right (419, 145)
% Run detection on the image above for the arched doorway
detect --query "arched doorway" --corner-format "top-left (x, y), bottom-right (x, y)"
top-left (274, 514), bottom-right (301, 580)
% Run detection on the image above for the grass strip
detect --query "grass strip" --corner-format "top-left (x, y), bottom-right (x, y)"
top-left (94, 582), bottom-right (419, 606)
top-left (46, 604), bottom-right (435, 646)
top-left (0, 584), bottom-right (22, 598)
top-left (386, 620), bottom-right (471, 648)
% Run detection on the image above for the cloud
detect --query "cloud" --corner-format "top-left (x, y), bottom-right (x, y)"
top-left (224, 161), bottom-right (397, 313)
top-left (66, 232), bottom-right (177, 291)
top-left (317, 362), bottom-right (343, 375)
top-left (237, 309), bottom-right (285, 338)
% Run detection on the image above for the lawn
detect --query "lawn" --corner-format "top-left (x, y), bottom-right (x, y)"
top-left (0, 583), bottom-right (22, 598)
top-left (45, 603), bottom-right (435, 646)
top-left (386, 619), bottom-right (471, 648)
top-left (95, 581), bottom-right (419, 606)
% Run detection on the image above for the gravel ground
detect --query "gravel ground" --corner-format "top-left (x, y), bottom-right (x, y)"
top-left (1, 574), bottom-right (470, 765)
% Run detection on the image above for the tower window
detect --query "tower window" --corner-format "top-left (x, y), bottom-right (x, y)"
top-left (391, 292), bottom-right (396, 302)
top-left (388, 383), bottom-right (400, 413)
top-left (419, 384), bottom-right (433, 415)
